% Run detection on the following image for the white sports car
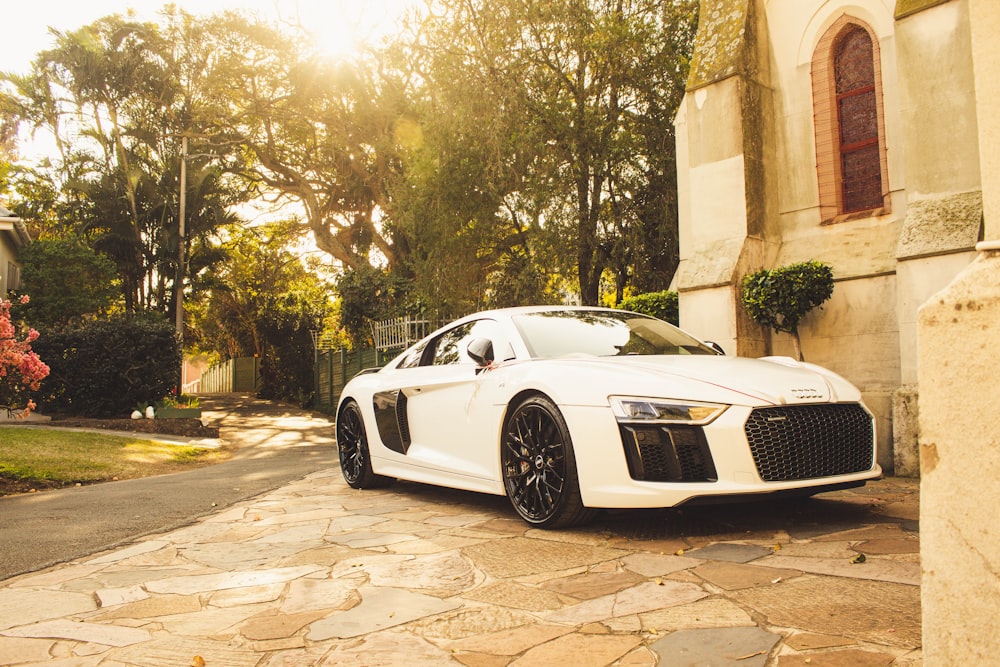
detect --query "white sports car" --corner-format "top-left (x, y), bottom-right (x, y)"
top-left (336, 306), bottom-right (881, 528)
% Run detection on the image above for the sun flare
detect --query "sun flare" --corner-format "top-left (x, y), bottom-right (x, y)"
top-left (274, 0), bottom-right (415, 62)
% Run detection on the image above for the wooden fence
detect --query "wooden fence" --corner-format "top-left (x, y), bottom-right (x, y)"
top-left (198, 357), bottom-right (262, 394)
top-left (314, 347), bottom-right (397, 415)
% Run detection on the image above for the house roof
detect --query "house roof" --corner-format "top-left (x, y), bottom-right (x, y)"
top-left (0, 205), bottom-right (31, 249)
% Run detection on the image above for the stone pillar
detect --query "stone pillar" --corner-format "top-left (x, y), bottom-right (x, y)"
top-left (671, 0), bottom-right (777, 356)
top-left (919, 0), bottom-right (1000, 661)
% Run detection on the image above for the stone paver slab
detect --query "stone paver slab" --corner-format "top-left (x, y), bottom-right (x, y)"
top-left (447, 623), bottom-right (573, 655)
top-left (0, 636), bottom-right (56, 663)
top-left (684, 543), bottom-right (773, 563)
top-left (144, 565), bottom-right (323, 595)
top-left (365, 550), bottom-right (481, 596)
top-left (510, 632), bottom-right (642, 667)
top-left (94, 584), bottom-right (149, 608)
top-left (462, 537), bottom-right (626, 578)
top-left (157, 604), bottom-right (266, 636)
top-left (545, 580), bottom-right (707, 625)
top-left (413, 606), bottom-right (534, 641)
top-left (463, 581), bottom-right (564, 611)
top-left (307, 586), bottom-right (461, 640)
top-left (2, 619), bottom-right (151, 646)
top-left (316, 628), bottom-right (459, 666)
top-left (280, 578), bottom-right (359, 614)
top-left (639, 597), bottom-right (754, 632)
top-left (326, 530), bottom-right (419, 549)
top-left (734, 576), bottom-right (921, 648)
top-left (209, 582), bottom-right (286, 607)
top-left (694, 561), bottom-right (801, 590)
top-left (650, 626), bottom-right (780, 667)
top-left (777, 648), bottom-right (896, 666)
top-left (0, 589), bottom-right (97, 630)
top-left (84, 540), bottom-right (170, 564)
top-left (539, 569), bottom-right (647, 600)
top-left (620, 553), bottom-right (703, 577)
top-left (241, 610), bottom-right (328, 640)
top-left (111, 635), bottom-right (260, 667)
top-left (784, 632), bottom-right (856, 651)
top-left (93, 593), bottom-right (201, 620)
top-left (758, 555), bottom-right (919, 585)
top-left (856, 538), bottom-right (919, 555)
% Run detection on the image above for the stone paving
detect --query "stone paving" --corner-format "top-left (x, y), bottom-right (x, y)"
top-left (0, 403), bottom-right (922, 666)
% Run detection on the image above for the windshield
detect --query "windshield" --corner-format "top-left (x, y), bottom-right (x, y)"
top-left (512, 310), bottom-right (716, 358)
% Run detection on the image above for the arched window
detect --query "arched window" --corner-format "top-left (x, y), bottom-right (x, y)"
top-left (812, 18), bottom-right (889, 222)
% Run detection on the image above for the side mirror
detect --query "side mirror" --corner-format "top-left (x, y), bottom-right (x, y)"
top-left (467, 337), bottom-right (494, 367)
top-left (705, 341), bottom-right (726, 355)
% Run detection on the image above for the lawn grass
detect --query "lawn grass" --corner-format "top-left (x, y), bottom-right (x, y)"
top-left (0, 426), bottom-right (231, 495)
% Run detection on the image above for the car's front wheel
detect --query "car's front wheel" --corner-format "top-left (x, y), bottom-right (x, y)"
top-left (337, 400), bottom-right (393, 489)
top-left (501, 395), bottom-right (594, 528)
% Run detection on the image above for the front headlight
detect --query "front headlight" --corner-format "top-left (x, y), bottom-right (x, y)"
top-left (609, 396), bottom-right (728, 425)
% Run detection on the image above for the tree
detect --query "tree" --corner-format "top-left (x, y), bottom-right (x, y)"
top-left (741, 261), bottom-right (835, 361)
top-left (334, 264), bottom-right (413, 348)
top-left (14, 237), bottom-right (120, 328)
top-left (192, 13), bottom-right (410, 273)
top-left (188, 219), bottom-right (334, 403)
top-left (411, 0), bottom-right (698, 305)
top-left (2, 9), bottom-right (252, 318)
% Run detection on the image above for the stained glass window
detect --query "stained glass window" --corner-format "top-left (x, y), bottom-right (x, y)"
top-left (834, 27), bottom-right (882, 213)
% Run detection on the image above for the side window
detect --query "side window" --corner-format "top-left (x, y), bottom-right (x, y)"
top-left (395, 340), bottom-right (429, 369)
top-left (431, 323), bottom-right (475, 366)
top-left (429, 319), bottom-right (504, 366)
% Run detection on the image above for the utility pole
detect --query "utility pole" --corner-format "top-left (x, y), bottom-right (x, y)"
top-left (176, 134), bottom-right (188, 337)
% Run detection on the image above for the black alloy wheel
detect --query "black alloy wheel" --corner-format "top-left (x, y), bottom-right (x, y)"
top-left (337, 400), bottom-right (391, 489)
top-left (501, 395), bottom-right (593, 528)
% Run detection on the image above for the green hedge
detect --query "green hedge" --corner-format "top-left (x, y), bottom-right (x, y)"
top-left (617, 290), bottom-right (679, 325)
top-left (30, 317), bottom-right (181, 418)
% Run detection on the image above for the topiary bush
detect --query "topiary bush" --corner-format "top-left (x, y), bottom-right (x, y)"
top-left (740, 261), bottom-right (834, 361)
top-left (29, 316), bottom-right (181, 417)
top-left (617, 290), bottom-right (679, 325)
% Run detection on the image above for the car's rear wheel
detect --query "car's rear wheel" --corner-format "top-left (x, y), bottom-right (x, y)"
top-left (502, 395), bottom-right (594, 528)
top-left (337, 400), bottom-right (392, 489)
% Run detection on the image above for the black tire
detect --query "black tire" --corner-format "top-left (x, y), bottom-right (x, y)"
top-left (501, 395), bottom-right (594, 528)
top-left (337, 400), bottom-right (392, 489)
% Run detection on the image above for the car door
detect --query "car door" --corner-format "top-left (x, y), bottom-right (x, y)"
top-left (384, 318), bottom-right (505, 481)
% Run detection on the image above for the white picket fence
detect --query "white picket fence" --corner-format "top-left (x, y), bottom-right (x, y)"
top-left (371, 316), bottom-right (435, 352)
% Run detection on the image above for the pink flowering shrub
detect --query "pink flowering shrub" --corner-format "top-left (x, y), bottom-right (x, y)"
top-left (0, 295), bottom-right (50, 418)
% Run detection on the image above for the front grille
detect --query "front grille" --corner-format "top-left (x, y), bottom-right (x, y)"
top-left (620, 425), bottom-right (718, 482)
top-left (744, 404), bottom-right (874, 482)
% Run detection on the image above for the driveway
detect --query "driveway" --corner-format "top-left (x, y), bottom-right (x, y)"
top-left (0, 395), bottom-right (336, 581)
top-left (0, 396), bottom-right (922, 665)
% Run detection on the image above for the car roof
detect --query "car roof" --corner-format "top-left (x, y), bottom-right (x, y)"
top-left (457, 305), bottom-right (628, 321)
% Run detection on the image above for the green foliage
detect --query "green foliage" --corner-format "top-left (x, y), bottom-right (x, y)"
top-left (3, 10), bottom-right (252, 317)
top-left (617, 290), bottom-right (679, 325)
top-left (741, 261), bottom-right (834, 360)
top-left (30, 316), bottom-right (181, 418)
top-left (390, 0), bottom-right (699, 306)
top-left (334, 265), bottom-right (413, 348)
top-left (187, 220), bottom-right (333, 405)
top-left (14, 237), bottom-right (120, 328)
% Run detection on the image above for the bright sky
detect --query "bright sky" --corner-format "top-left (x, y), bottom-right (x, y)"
top-left (2, 0), bottom-right (417, 167)
top-left (0, 0), bottom-right (417, 75)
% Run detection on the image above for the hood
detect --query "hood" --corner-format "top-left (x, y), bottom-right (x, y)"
top-left (559, 354), bottom-right (861, 406)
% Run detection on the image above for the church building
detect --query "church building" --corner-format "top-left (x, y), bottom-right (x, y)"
top-left (671, 0), bottom-right (983, 474)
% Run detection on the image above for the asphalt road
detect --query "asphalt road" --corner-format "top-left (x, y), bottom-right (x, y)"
top-left (0, 396), bottom-right (338, 581)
